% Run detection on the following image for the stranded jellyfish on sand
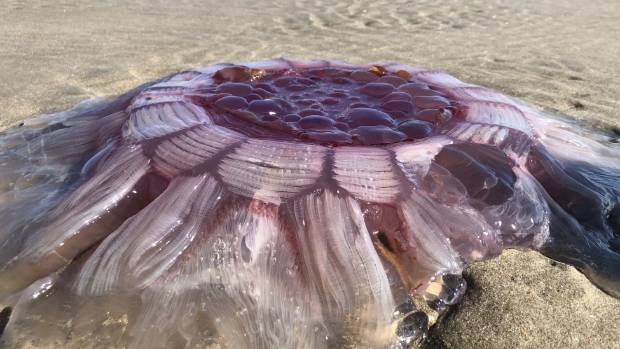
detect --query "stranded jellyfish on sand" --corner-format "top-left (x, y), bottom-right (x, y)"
top-left (0, 59), bottom-right (619, 348)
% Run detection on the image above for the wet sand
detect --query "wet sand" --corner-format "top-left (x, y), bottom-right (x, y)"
top-left (1, 0), bottom-right (619, 348)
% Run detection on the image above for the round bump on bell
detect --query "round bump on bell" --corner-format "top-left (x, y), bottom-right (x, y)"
top-left (413, 96), bottom-right (451, 109)
top-left (253, 83), bottom-right (276, 93)
top-left (248, 99), bottom-right (284, 117)
top-left (385, 110), bottom-right (410, 121)
top-left (360, 82), bottom-right (395, 98)
top-left (397, 120), bottom-right (434, 140)
top-left (347, 108), bottom-right (396, 128)
top-left (382, 100), bottom-right (414, 113)
top-left (398, 82), bottom-right (439, 97)
top-left (382, 92), bottom-right (413, 102)
top-left (298, 115), bottom-right (336, 131)
top-left (244, 93), bottom-right (262, 103)
top-left (351, 70), bottom-right (379, 82)
top-left (351, 125), bottom-right (407, 145)
top-left (253, 87), bottom-right (274, 99)
top-left (321, 97), bottom-right (339, 105)
top-left (214, 95), bottom-right (248, 111)
top-left (283, 114), bottom-right (301, 122)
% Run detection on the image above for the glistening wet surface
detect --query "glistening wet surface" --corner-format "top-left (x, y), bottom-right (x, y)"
top-left (0, 59), bottom-right (618, 348)
top-left (178, 64), bottom-right (457, 145)
top-left (2, 1), bottom-right (620, 348)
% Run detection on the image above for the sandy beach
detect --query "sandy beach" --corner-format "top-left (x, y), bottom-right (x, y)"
top-left (1, 0), bottom-right (619, 348)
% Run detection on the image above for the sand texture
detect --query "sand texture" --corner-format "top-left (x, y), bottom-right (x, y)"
top-left (1, 1), bottom-right (619, 348)
top-left (425, 251), bottom-right (620, 349)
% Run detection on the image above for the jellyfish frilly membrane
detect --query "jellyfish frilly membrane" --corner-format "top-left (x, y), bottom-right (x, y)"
top-left (0, 58), bottom-right (618, 348)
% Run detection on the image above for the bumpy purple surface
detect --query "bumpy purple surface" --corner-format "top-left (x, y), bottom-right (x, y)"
top-left (0, 59), bottom-right (618, 348)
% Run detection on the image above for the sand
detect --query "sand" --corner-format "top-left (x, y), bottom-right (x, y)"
top-left (425, 251), bottom-right (620, 349)
top-left (0, 0), bottom-right (619, 348)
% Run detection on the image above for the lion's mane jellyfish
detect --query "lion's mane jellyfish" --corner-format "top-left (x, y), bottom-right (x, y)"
top-left (0, 59), bottom-right (618, 348)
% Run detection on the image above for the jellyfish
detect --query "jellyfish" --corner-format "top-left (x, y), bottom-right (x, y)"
top-left (0, 59), bottom-right (618, 348)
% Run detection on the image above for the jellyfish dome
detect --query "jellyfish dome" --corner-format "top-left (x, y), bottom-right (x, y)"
top-left (0, 59), bottom-right (618, 348)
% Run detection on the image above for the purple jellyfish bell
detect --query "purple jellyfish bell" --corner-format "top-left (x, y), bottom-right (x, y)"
top-left (0, 59), bottom-right (618, 348)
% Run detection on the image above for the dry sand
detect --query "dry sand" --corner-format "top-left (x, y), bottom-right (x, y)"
top-left (1, 0), bottom-right (619, 348)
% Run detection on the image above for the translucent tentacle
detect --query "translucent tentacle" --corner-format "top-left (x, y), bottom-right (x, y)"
top-left (0, 146), bottom-right (152, 297)
top-left (286, 190), bottom-right (396, 347)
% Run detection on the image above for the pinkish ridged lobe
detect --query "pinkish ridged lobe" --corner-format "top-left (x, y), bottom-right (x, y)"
top-left (333, 146), bottom-right (401, 203)
top-left (218, 139), bottom-right (327, 204)
top-left (152, 124), bottom-right (246, 177)
top-left (124, 101), bottom-right (211, 141)
top-left (460, 101), bottom-right (533, 134)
